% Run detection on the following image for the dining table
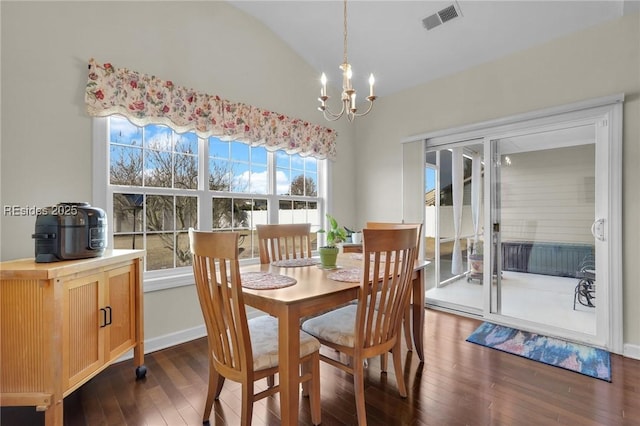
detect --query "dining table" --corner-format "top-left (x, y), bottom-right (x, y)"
top-left (240, 253), bottom-right (429, 426)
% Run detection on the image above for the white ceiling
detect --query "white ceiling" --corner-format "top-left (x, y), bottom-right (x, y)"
top-left (228, 0), bottom-right (639, 98)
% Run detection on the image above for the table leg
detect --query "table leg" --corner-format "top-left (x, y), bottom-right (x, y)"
top-left (278, 307), bottom-right (300, 426)
top-left (43, 398), bottom-right (63, 426)
top-left (412, 269), bottom-right (425, 362)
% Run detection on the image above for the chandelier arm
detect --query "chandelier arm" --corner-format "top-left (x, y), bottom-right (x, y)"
top-left (351, 97), bottom-right (377, 118)
top-left (318, 0), bottom-right (375, 122)
top-left (321, 101), bottom-right (347, 121)
top-left (324, 110), bottom-right (345, 122)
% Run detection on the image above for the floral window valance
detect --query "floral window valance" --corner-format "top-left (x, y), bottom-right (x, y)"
top-left (85, 59), bottom-right (337, 160)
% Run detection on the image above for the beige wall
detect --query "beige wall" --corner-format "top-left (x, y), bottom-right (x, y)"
top-left (0, 1), bottom-right (356, 342)
top-left (354, 13), bottom-right (640, 348)
top-left (2, 2), bottom-right (638, 351)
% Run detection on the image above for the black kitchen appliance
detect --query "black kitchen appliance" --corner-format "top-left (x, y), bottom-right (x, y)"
top-left (32, 202), bottom-right (107, 262)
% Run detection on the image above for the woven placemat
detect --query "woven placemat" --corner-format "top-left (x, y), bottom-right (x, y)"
top-left (327, 268), bottom-right (362, 283)
top-left (327, 267), bottom-right (392, 283)
top-left (271, 258), bottom-right (320, 267)
top-left (240, 272), bottom-right (297, 290)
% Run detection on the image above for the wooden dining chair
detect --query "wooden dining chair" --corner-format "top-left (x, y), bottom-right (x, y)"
top-left (256, 223), bottom-right (316, 386)
top-left (365, 222), bottom-right (423, 262)
top-left (301, 228), bottom-right (418, 426)
top-left (366, 221), bottom-right (423, 358)
top-left (256, 223), bottom-right (313, 264)
top-left (188, 229), bottom-right (321, 426)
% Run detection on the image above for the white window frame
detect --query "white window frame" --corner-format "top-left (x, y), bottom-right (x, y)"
top-left (93, 117), bottom-right (327, 292)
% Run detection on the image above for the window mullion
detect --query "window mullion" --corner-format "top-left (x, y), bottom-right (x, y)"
top-left (200, 136), bottom-right (212, 231)
top-left (93, 117), bottom-right (111, 247)
top-left (173, 195), bottom-right (177, 269)
top-left (267, 151), bottom-right (279, 223)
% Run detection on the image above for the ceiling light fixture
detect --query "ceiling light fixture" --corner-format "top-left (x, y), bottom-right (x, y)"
top-left (318, 0), bottom-right (376, 122)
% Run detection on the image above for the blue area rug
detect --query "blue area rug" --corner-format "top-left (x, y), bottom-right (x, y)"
top-left (466, 322), bottom-right (611, 382)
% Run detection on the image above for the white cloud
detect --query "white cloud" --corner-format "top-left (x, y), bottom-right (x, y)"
top-left (232, 169), bottom-right (291, 194)
top-left (110, 116), bottom-right (141, 140)
top-left (276, 170), bottom-right (291, 194)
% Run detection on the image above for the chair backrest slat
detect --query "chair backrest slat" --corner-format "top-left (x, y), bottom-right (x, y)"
top-left (357, 228), bottom-right (418, 351)
top-left (189, 229), bottom-right (251, 379)
top-left (256, 223), bottom-right (313, 264)
top-left (365, 222), bottom-right (423, 262)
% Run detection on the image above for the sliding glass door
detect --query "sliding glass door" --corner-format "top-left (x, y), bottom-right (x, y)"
top-left (424, 141), bottom-right (484, 314)
top-left (416, 96), bottom-right (622, 351)
top-left (488, 124), bottom-right (599, 340)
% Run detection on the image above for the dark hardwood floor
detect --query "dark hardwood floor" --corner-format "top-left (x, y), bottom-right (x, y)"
top-left (2, 309), bottom-right (639, 425)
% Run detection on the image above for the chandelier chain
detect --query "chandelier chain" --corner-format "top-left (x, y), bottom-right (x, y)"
top-left (343, 0), bottom-right (348, 64)
top-left (318, 0), bottom-right (376, 122)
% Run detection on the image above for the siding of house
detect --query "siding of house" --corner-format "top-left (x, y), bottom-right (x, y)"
top-left (500, 144), bottom-right (594, 244)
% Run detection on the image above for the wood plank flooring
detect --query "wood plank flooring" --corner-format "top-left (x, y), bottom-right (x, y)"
top-left (2, 309), bottom-right (639, 425)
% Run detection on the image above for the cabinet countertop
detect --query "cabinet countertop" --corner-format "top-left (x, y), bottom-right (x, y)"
top-left (0, 249), bottom-right (145, 280)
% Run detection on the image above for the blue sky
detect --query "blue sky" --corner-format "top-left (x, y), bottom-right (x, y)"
top-left (110, 116), bottom-right (318, 194)
top-left (425, 168), bottom-right (435, 192)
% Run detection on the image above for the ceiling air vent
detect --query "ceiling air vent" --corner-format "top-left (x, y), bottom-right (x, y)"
top-left (422, 2), bottom-right (462, 31)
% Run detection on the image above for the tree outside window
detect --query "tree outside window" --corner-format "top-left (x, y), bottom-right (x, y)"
top-left (108, 116), bottom-right (323, 271)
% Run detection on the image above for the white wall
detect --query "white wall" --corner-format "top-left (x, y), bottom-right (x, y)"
top-left (354, 13), bottom-right (640, 348)
top-left (0, 2), bottom-right (356, 343)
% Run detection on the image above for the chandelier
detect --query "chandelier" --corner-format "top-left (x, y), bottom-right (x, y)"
top-left (318, 0), bottom-right (376, 122)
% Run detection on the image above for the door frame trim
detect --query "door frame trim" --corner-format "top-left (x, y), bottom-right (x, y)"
top-left (403, 93), bottom-right (624, 146)
top-left (414, 94), bottom-right (623, 354)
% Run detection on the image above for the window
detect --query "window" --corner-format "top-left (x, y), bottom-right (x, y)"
top-left (94, 115), bottom-right (326, 290)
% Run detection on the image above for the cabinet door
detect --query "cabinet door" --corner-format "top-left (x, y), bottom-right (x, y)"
top-left (0, 278), bottom-right (52, 395)
top-left (105, 264), bottom-right (136, 361)
top-left (63, 273), bottom-right (105, 391)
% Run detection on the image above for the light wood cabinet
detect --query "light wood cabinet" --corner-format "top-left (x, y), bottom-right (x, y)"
top-left (0, 250), bottom-right (146, 426)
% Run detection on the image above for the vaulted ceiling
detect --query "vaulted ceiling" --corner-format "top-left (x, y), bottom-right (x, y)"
top-left (228, 1), bottom-right (639, 98)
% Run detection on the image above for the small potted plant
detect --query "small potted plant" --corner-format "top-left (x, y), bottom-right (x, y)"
top-left (317, 213), bottom-right (347, 268)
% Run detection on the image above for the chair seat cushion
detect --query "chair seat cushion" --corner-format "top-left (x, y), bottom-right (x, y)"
top-left (248, 315), bottom-right (320, 371)
top-left (301, 305), bottom-right (358, 348)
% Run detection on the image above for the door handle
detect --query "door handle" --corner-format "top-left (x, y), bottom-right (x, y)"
top-left (591, 219), bottom-right (605, 241)
top-left (100, 308), bottom-right (108, 328)
top-left (105, 306), bottom-right (113, 326)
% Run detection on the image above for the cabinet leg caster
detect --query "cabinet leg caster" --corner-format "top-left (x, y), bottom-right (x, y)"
top-left (135, 365), bottom-right (147, 380)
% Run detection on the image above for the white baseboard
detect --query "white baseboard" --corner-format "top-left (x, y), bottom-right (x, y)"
top-left (146, 325), bottom-right (208, 354)
top-left (114, 324), bottom-right (207, 364)
top-left (624, 343), bottom-right (640, 360)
